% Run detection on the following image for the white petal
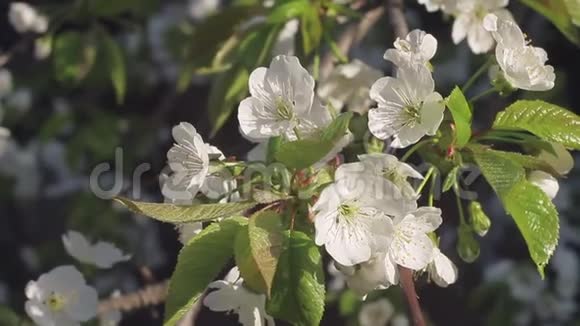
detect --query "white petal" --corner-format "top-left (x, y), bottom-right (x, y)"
top-left (238, 97), bottom-right (293, 140)
top-left (62, 231), bottom-right (94, 265)
top-left (392, 234), bottom-right (435, 270)
top-left (358, 298), bottom-right (395, 326)
top-left (452, 14), bottom-right (470, 44)
top-left (265, 55), bottom-right (314, 115)
top-left (203, 286), bottom-right (240, 312)
top-left (529, 170), bottom-right (559, 199)
top-left (419, 92), bottom-right (445, 136)
top-left (92, 242), bottom-right (131, 268)
top-left (467, 23), bottom-right (494, 54)
top-left (430, 248), bottom-right (458, 287)
top-left (65, 285), bottom-right (98, 322)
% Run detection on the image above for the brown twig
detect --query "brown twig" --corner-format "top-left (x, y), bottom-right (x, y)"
top-left (399, 267), bottom-right (426, 326)
top-left (385, 0), bottom-right (409, 39)
top-left (319, 6), bottom-right (385, 79)
top-left (98, 280), bottom-right (169, 314)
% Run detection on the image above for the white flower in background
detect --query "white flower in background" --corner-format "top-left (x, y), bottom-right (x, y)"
top-left (272, 19), bottom-right (299, 56)
top-left (317, 59), bottom-right (382, 113)
top-left (188, 0), bottom-right (220, 21)
top-left (9, 2), bottom-right (48, 34)
top-left (5, 88), bottom-right (33, 112)
top-left (0, 128), bottom-right (10, 157)
top-left (537, 143), bottom-right (574, 175)
top-left (25, 265), bottom-right (98, 326)
top-left (0, 69), bottom-right (13, 97)
top-left (357, 153), bottom-right (424, 198)
top-left (388, 207), bottom-right (442, 270)
top-left (176, 222), bottom-right (203, 244)
top-left (368, 64), bottom-right (444, 148)
top-left (384, 29), bottom-right (437, 67)
top-left (358, 298), bottom-right (395, 326)
top-left (391, 314), bottom-right (410, 326)
top-left (417, 0), bottom-right (457, 13)
top-left (204, 267), bottom-right (275, 326)
top-left (528, 170), bottom-right (559, 199)
top-left (483, 14), bottom-right (555, 91)
top-left (0, 141), bottom-right (41, 199)
top-left (426, 247), bottom-right (458, 287)
top-left (552, 246), bottom-right (579, 299)
top-left (238, 55), bottom-right (323, 141)
top-left (327, 262), bottom-right (347, 292)
top-left (62, 231), bottom-right (131, 268)
top-left (451, 0), bottom-right (512, 54)
top-left (313, 168), bottom-right (416, 266)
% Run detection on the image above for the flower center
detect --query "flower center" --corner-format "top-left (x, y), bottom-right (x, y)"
top-left (403, 104), bottom-right (422, 127)
top-left (45, 292), bottom-right (66, 312)
top-left (275, 97), bottom-right (295, 121)
top-left (338, 203), bottom-right (359, 220)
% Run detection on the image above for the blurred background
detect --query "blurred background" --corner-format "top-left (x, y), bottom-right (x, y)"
top-left (0, 0), bottom-right (579, 325)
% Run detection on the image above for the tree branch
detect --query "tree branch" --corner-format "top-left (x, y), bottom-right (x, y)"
top-left (398, 267), bottom-right (426, 326)
top-left (98, 280), bottom-right (169, 314)
top-left (385, 0), bottom-right (409, 39)
top-left (319, 5), bottom-right (385, 79)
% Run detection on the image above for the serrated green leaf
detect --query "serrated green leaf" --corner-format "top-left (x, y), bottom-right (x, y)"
top-left (114, 197), bottom-right (256, 223)
top-left (446, 86), bottom-right (472, 147)
top-left (469, 145), bottom-right (558, 175)
top-left (249, 210), bottom-right (285, 295)
top-left (53, 31), bottom-right (97, 84)
top-left (470, 148), bottom-right (559, 275)
top-left (300, 6), bottom-right (323, 55)
top-left (503, 180), bottom-right (559, 277)
top-left (267, 231), bottom-right (325, 326)
top-left (274, 112), bottom-right (353, 169)
top-left (164, 217), bottom-right (247, 326)
top-left (100, 32), bottom-right (126, 104)
top-left (442, 165), bottom-right (460, 192)
top-left (518, 0), bottom-right (580, 45)
top-left (493, 100), bottom-right (580, 149)
top-left (252, 189), bottom-right (292, 203)
top-left (268, 0), bottom-right (309, 23)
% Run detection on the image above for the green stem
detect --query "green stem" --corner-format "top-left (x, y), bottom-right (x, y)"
top-left (401, 139), bottom-right (433, 162)
top-left (454, 184), bottom-right (466, 225)
top-left (462, 59), bottom-right (493, 93)
top-left (428, 171), bottom-right (437, 206)
top-left (469, 88), bottom-right (496, 103)
top-left (416, 166), bottom-right (435, 194)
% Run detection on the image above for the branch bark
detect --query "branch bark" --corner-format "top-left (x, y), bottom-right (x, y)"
top-left (98, 280), bottom-right (169, 314)
top-left (385, 0), bottom-right (409, 39)
top-left (319, 6), bottom-right (385, 79)
top-left (398, 267), bottom-right (426, 326)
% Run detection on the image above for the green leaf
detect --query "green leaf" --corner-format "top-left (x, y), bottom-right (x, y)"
top-left (0, 305), bottom-right (33, 326)
top-left (267, 231), bottom-right (325, 326)
top-left (442, 165), bottom-right (460, 193)
top-left (100, 32), bottom-right (126, 104)
top-left (208, 64), bottom-right (250, 136)
top-left (469, 145), bottom-right (558, 175)
top-left (503, 180), bottom-right (559, 277)
top-left (53, 31), bottom-right (97, 84)
top-left (266, 136), bottom-right (283, 164)
top-left (164, 217), bottom-right (247, 325)
top-left (470, 148), bottom-right (559, 276)
top-left (249, 210), bottom-right (285, 296)
top-left (274, 112), bottom-right (353, 169)
top-left (300, 6), bottom-right (323, 55)
top-left (114, 197), bottom-right (256, 223)
top-left (492, 100), bottom-right (580, 149)
top-left (518, 0), bottom-right (580, 45)
top-left (564, 0), bottom-right (580, 26)
top-left (268, 0), bottom-right (309, 23)
top-left (446, 86), bottom-right (472, 147)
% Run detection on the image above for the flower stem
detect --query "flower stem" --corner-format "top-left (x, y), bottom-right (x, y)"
top-left (469, 88), bottom-right (496, 103)
top-left (462, 59), bottom-right (493, 93)
top-left (428, 172), bottom-right (437, 206)
top-left (399, 266), bottom-right (426, 326)
top-left (454, 184), bottom-right (467, 225)
top-left (416, 166), bottom-right (435, 195)
top-left (401, 139), bottom-right (433, 162)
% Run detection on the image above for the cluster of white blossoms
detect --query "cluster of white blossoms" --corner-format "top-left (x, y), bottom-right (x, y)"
top-left (313, 153), bottom-right (457, 297)
top-left (8, 2), bottom-right (49, 34)
top-left (368, 29), bottom-right (444, 148)
top-left (25, 231), bottom-right (129, 325)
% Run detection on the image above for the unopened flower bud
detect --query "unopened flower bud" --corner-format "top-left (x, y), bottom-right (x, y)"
top-left (468, 201), bottom-right (491, 237)
top-left (457, 225), bottom-right (480, 263)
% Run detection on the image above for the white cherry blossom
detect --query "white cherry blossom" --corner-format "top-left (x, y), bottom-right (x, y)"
top-left (203, 267), bottom-right (275, 326)
top-left (368, 64), bottom-right (444, 148)
top-left (62, 231), bottom-right (130, 269)
top-left (317, 59), bottom-right (382, 113)
top-left (528, 170), bottom-right (559, 199)
top-left (392, 314), bottom-right (410, 326)
top-left (25, 265), bottom-right (98, 326)
top-left (358, 298), bottom-right (395, 326)
top-left (384, 29), bottom-right (437, 67)
top-left (238, 55), bottom-right (320, 141)
top-left (427, 247), bottom-right (458, 287)
top-left (358, 153), bottom-right (424, 198)
top-left (483, 14), bottom-right (555, 91)
top-left (336, 252), bottom-right (398, 297)
top-left (313, 167), bottom-right (416, 266)
top-left (451, 0), bottom-right (512, 54)
top-left (537, 143), bottom-right (574, 175)
top-left (9, 2), bottom-right (48, 34)
top-left (388, 207), bottom-right (443, 270)
top-left (417, 0), bottom-right (456, 13)
top-left (163, 122), bottom-right (224, 201)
